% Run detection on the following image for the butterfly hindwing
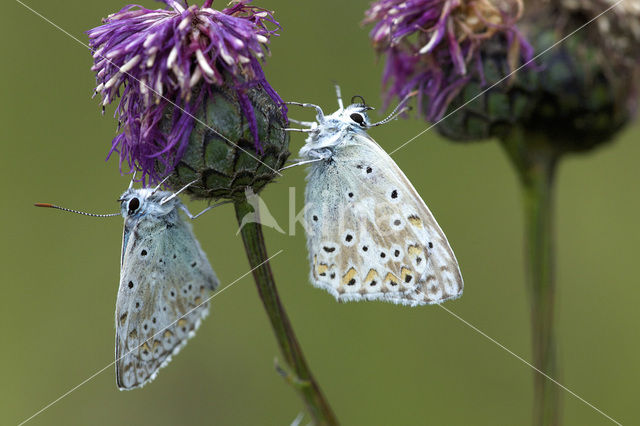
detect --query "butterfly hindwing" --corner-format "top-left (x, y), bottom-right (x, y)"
top-left (305, 133), bottom-right (463, 306)
top-left (115, 197), bottom-right (218, 390)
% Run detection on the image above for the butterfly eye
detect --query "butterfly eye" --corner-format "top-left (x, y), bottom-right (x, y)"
top-left (350, 113), bottom-right (365, 126)
top-left (128, 197), bottom-right (140, 213)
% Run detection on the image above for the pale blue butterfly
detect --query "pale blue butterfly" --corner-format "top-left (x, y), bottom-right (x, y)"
top-left (286, 86), bottom-right (463, 306)
top-left (37, 180), bottom-right (220, 389)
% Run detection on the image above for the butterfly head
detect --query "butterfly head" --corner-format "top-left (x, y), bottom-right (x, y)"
top-left (119, 188), bottom-right (178, 219)
top-left (334, 98), bottom-right (375, 131)
top-left (293, 88), bottom-right (413, 160)
top-left (298, 98), bottom-right (374, 155)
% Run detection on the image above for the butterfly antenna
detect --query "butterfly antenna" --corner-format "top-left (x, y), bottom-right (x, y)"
top-left (334, 83), bottom-right (344, 110)
top-left (370, 91), bottom-right (417, 127)
top-left (350, 95), bottom-right (367, 106)
top-left (34, 203), bottom-right (120, 217)
top-left (286, 102), bottom-right (325, 124)
top-left (160, 179), bottom-right (198, 205)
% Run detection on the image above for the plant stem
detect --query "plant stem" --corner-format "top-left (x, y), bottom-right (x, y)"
top-left (501, 131), bottom-right (560, 426)
top-left (234, 198), bottom-right (338, 425)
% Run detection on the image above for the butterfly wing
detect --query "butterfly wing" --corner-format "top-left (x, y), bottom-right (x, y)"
top-left (115, 210), bottom-right (218, 389)
top-left (304, 133), bottom-right (463, 306)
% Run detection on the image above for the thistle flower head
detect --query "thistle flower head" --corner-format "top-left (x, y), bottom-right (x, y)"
top-left (506, 0), bottom-right (640, 151)
top-left (364, 0), bottom-right (533, 121)
top-left (88, 0), bottom-right (286, 184)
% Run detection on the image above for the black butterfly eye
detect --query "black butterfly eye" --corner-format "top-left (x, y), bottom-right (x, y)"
top-left (128, 197), bottom-right (140, 213)
top-left (350, 113), bottom-right (365, 126)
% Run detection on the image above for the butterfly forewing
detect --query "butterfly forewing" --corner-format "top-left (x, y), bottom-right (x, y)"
top-left (115, 202), bottom-right (218, 390)
top-left (305, 133), bottom-right (463, 306)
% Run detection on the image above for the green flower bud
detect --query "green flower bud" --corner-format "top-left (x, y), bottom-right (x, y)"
top-left (436, 0), bottom-right (640, 152)
top-left (158, 83), bottom-right (289, 200)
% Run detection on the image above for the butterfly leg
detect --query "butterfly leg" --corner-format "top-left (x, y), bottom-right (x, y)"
top-left (334, 83), bottom-right (344, 110)
top-left (151, 174), bottom-right (173, 194)
top-left (159, 179), bottom-right (198, 204)
top-left (279, 157), bottom-right (324, 171)
top-left (285, 101), bottom-right (325, 123)
top-left (127, 170), bottom-right (137, 189)
top-left (288, 118), bottom-right (316, 127)
top-left (284, 127), bottom-right (315, 133)
top-left (181, 201), bottom-right (231, 220)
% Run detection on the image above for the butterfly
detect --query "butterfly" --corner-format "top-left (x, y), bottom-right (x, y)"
top-left (112, 186), bottom-right (219, 389)
top-left (287, 87), bottom-right (463, 306)
top-left (37, 183), bottom-right (219, 389)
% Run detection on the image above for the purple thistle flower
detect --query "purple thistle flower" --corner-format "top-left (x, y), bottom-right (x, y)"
top-left (88, 0), bottom-right (285, 183)
top-left (364, 0), bottom-right (533, 121)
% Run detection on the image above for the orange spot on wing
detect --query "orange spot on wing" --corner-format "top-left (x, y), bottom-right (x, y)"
top-left (317, 263), bottom-right (329, 276)
top-left (400, 267), bottom-right (415, 286)
top-left (384, 272), bottom-right (400, 287)
top-left (365, 269), bottom-right (378, 283)
top-left (408, 215), bottom-right (423, 227)
top-left (408, 245), bottom-right (422, 256)
top-left (401, 267), bottom-right (412, 281)
top-left (342, 268), bottom-right (357, 285)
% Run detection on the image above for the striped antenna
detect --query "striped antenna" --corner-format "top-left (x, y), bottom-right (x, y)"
top-left (370, 90), bottom-right (417, 127)
top-left (34, 203), bottom-right (120, 218)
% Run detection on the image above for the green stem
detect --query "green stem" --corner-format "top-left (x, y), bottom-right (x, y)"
top-left (234, 198), bottom-right (338, 425)
top-left (501, 131), bottom-right (560, 426)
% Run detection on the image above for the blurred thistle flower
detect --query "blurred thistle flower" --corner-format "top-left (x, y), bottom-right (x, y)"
top-left (364, 0), bottom-right (533, 123)
top-left (365, 0), bottom-right (640, 147)
top-left (88, 0), bottom-right (289, 198)
top-left (510, 0), bottom-right (640, 152)
top-left (365, 1), bottom-right (640, 425)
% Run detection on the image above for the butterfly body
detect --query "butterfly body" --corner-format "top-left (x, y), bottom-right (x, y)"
top-left (299, 101), bottom-right (463, 306)
top-left (115, 188), bottom-right (218, 389)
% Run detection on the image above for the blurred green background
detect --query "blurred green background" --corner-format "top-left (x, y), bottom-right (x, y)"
top-left (2, 1), bottom-right (639, 425)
